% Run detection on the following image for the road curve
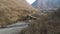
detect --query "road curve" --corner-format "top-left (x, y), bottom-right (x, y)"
top-left (0, 22), bottom-right (29, 34)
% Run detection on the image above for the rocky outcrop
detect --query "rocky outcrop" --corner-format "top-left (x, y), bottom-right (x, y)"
top-left (0, 0), bottom-right (40, 28)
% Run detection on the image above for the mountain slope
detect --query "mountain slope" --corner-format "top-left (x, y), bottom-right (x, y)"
top-left (32, 0), bottom-right (60, 10)
top-left (0, 0), bottom-right (40, 28)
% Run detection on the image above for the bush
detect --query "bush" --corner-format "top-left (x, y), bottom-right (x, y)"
top-left (20, 8), bottom-right (60, 34)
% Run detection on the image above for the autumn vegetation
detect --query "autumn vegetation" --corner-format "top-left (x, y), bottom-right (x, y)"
top-left (0, 0), bottom-right (60, 34)
top-left (20, 8), bottom-right (60, 34)
top-left (0, 0), bottom-right (40, 28)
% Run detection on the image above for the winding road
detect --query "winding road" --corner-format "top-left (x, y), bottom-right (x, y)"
top-left (0, 22), bottom-right (29, 34)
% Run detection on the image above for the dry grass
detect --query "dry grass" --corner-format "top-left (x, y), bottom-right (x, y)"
top-left (0, 0), bottom-right (40, 28)
top-left (20, 8), bottom-right (60, 34)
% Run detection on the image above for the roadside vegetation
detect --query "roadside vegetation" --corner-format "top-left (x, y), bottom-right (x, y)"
top-left (20, 8), bottom-right (60, 34)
